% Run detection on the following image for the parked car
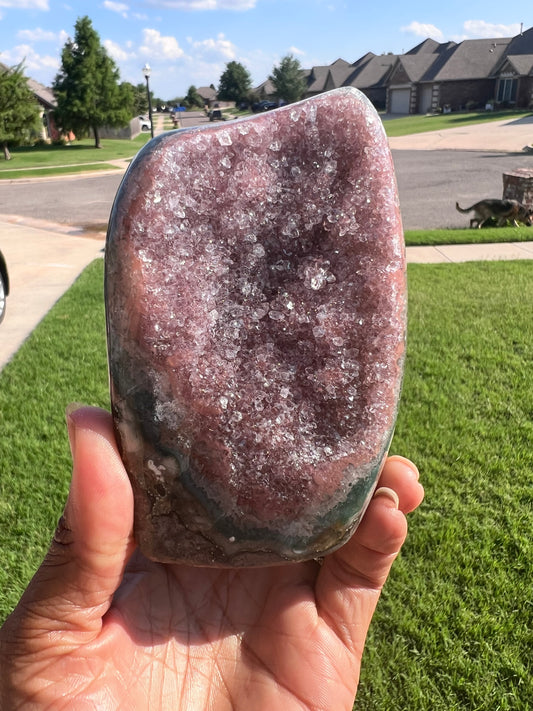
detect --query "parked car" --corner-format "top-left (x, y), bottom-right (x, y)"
top-left (138, 115), bottom-right (152, 132)
top-left (209, 109), bottom-right (226, 122)
top-left (0, 249), bottom-right (9, 324)
top-left (252, 100), bottom-right (278, 112)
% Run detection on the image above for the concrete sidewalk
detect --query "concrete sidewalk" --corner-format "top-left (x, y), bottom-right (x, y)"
top-left (1, 212), bottom-right (532, 372)
top-left (405, 239), bottom-right (533, 263)
top-left (0, 215), bottom-right (105, 370)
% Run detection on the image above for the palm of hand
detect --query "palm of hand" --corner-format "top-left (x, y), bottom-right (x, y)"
top-left (90, 554), bottom-right (357, 710)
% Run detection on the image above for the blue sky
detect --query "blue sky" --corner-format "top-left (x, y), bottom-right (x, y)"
top-left (0, 0), bottom-right (529, 99)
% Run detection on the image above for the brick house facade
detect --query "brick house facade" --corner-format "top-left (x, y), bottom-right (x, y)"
top-left (385, 28), bottom-right (533, 113)
top-left (255, 25), bottom-right (533, 115)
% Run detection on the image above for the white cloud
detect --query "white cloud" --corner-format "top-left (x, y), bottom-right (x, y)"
top-left (103, 1), bottom-right (129, 17)
top-left (288, 46), bottom-right (305, 56)
top-left (140, 28), bottom-right (184, 60)
top-left (104, 39), bottom-right (134, 63)
top-left (0, 0), bottom-right (49, 7)
top-left (402, 19), bottom-right (523, 47)
top-left (146, 0), bottom-right (256, 10)
top-left (0, 44), bottom-right (58, 74)
top-left (462, 20), bottom-right (522, 39)
top-left (189, 33), bottom-right (236, 61)
top-left (401, 21), bottom-right (444, 42)
top-left (17, 28), bottom-right (68, 44)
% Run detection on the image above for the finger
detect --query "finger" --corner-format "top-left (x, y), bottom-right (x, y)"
top-left (327, 454), bottom-right (424, 586)
top-left (17, 406), bottom-right (135, 640)
top-left (315, 455), bottom-right (423, 654)
top-left (320, 491), bottom-right (408, 596)
top-left (377, 455), bottom-right (424, 514)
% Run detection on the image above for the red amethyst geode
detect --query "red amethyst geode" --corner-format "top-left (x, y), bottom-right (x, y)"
top-left (105, 87), bottom-right (406, 566)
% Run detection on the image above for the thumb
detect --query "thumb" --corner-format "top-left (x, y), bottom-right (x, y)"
top-left (16, 405), bottom-right (135, 641)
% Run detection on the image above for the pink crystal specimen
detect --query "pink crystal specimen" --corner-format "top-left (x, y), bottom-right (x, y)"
top-left (105, 87), bottom-right (406, 566)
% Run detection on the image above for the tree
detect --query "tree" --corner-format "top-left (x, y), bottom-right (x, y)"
top-left (53, 16), bottom-right (131, 148)
top-left (217, 61), bottom-right (252, 103)
top-left (269, 54), bottom-right (307, 104)
top-left (0, 62), bottom-right (41, 160)
top-left (120, 81), bottom-right (135, 117)
top-left (121, 81), bottom-right (147, 116)
top-left (184, 85), bottom-right (204, 109)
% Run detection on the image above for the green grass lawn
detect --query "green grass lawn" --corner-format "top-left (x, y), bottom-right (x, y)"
top-left (0, 163), bottom-right (120, 180)
top-left (0, 261), bottom-right (110, 608)
top-left (358, 260), bottom-right (533, 709)
top-left (0, 134), bottom-right (150, 178)
top-left (0, 257), bottom-right (531, 708)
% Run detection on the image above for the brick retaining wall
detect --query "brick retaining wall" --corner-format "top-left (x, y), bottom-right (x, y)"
top-left (502, 169), bottom-right (533, 205)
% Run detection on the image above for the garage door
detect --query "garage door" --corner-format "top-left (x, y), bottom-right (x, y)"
top-left (389, 88), bottom-right (410, 114)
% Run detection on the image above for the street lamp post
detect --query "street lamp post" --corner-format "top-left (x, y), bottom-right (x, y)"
top-left (142, 63), bottom-right (154, 139)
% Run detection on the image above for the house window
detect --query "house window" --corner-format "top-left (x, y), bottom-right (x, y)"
top-left (497, 77), bottom-right (517, 103)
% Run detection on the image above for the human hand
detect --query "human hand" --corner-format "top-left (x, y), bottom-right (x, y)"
top-left (0, 406), bottom-right (423, 710)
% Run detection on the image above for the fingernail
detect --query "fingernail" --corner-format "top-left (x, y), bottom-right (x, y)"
top-left (65, 403), bottom-right (84, 456)
top-left (374, 486), bottom-right (400, 509)
top-left (389, 455), bottom-right (420, 480)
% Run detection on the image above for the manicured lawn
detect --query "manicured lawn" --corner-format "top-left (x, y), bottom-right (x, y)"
top-left (0, 260), bottom-right (109, 611)
top-left (0, 134), bottom-right (150, 176)
top-left (0, 258), bottom-right (532, 709)
top-left (358, 260), bottom-right (533, 709)
top-left (382, 109), bottom-right (531, 137)
top-left (0, 163), bottom-right (120, 180)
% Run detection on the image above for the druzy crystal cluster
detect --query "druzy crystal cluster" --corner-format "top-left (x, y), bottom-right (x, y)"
top-left (105, 87), bottom-right (406, 566)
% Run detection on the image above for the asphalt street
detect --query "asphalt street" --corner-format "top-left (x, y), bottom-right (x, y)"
top-left (392, 149), bottom-right (533, 230)
top-left (2, 148), bottom-right (533, 231)
top-left (0, 172), bottom-right (124, 231)
top-left (3, 111), bottom-right (533, 370)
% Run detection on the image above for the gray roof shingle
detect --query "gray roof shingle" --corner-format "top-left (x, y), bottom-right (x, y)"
top-left (503, 55), bottom-right (533, 75)
top-left (26, 77), bottom-right (56, 108)
top-left (344, 54), bottom-right (398, 89)
top-left (393, 54), bottom-right (441, 83)
top-left (429, 38), bottom-right (511, 81)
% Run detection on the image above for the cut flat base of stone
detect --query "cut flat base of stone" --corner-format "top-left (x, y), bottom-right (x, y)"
top-left (105, 87), bottom-right (406, 567)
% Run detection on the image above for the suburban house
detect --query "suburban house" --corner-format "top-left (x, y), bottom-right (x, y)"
top-left (387, 36), bottom-right (513, 113)
top-left (0, 63), bottom-right (60, 141)
top-left (255, 24), bottom-right (533, 114)
top-left (27, 77), bottom-right (61, 141)
top-left (197, 85), bottom-right (218, 107)
top-left (2, 63), bottom-right (140, 141)
top-left (304, 54), bottom-right (397, 110)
